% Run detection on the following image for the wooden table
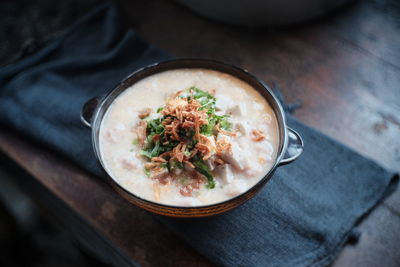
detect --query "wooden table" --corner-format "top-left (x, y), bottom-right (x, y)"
top-left (1, 0), bottom-right (400, 266)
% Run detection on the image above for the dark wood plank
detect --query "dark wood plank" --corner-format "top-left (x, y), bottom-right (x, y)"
top-left (0, 160), bottom-right (137, 267)
top-left (0, 130), bottom-right (213, 267)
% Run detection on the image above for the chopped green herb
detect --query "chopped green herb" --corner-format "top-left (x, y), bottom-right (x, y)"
top-left (148, 119), bottom-right (164, 135)
top-left (217, 115), bottom-right (232, 131)
top-left (150, 141), bottom-right (161, 157)
top-left (176, 161), bottom-right (184, 169)
top-left (156, 107), bottom-right (164, 113)
top-left (184, 149), bottom-right (191, 157)
top-left (132, 138), bottom-right (139, 145)
top-left (192, 155), bottom-right (215, 189)
top-left (139, 150), bottom-right (152, 159)
top-left (200, 114), bottom-right (231, 135)
top-left (144, 169), bottom-right (151, 177)
top-left (160, 162), bottom-right (168, 169)
top-left (190, 87), bottom-right (216, 101)
top-left (200, 123), bottom-right (214, 136)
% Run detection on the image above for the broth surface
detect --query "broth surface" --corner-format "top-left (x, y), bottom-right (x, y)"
top-left (99, 69), bottom-right (279, 206)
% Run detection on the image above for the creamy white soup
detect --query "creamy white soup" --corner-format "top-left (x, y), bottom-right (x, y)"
top-left (99, 69), bottom-right (279, 206)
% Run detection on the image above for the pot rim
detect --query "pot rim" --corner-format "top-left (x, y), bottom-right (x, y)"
top-left (90, 58), bottom-right (289, 210)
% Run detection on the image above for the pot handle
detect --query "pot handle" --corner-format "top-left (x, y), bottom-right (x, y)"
top-left (80, 97), bottom-right (101, 128)
top-left (278, 127), bottom-right (304, 166)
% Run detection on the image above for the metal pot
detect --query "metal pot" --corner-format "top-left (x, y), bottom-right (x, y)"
top-left (81, 59), bottom-right (303, 217)
top-left (176, 0), bottom-right (354, 26)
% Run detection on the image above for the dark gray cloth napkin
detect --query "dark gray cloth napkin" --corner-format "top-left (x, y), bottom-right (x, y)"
top-left (0, 3), bottom-right (397, 266)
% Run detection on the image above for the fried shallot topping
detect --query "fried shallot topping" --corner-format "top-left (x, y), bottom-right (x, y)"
top-left (138, 108), bottom-right (152, 119)
top-left (135, 120), bottom-right (147, 146)
top-left (134, 87), bottom-right (236, 194)
top-left (251, 129), bottom-right (265, 142)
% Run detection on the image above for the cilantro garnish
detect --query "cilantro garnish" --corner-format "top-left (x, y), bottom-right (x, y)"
top-left (136, 87), bottom-right (235, 191)
top-left (192, 155), bottom-right (216, 189)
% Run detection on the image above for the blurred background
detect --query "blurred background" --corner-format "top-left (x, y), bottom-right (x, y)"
top-left (0, 154), bottom-right (111, 266)
top-left (0, 0), bottom-right (358, 67)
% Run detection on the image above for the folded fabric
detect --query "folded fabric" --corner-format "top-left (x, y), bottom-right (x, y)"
top-left (0, 2), bottom-right (170, 178)
top-left (0, 2), bottom-right (397, 266)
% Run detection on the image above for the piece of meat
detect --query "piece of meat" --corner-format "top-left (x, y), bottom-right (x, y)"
top-left (254, 141), bottom-right (274, 161)
top-left (214, 164), bottom-right (234, 184)
top-left (217, 135), bottom-right (249, 171)
top-left (197, 135), bottom-right (217, 160)
top-left (233, 120), bottom-right (251, 136)
top-left (119, 152), bottom-right (141, 170)
top-left (215, 94), bottom-right (231, 111)
top-left (226, 103), bottom-right (246, 117)
top-left (205, 156), bottom-right (217, 171)
top-left (152, 168), bottom-right (171, 185)
top-left (225, 180), bottom-right (247, 197)
top-left (135, 120), bottom-right (147, 146)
